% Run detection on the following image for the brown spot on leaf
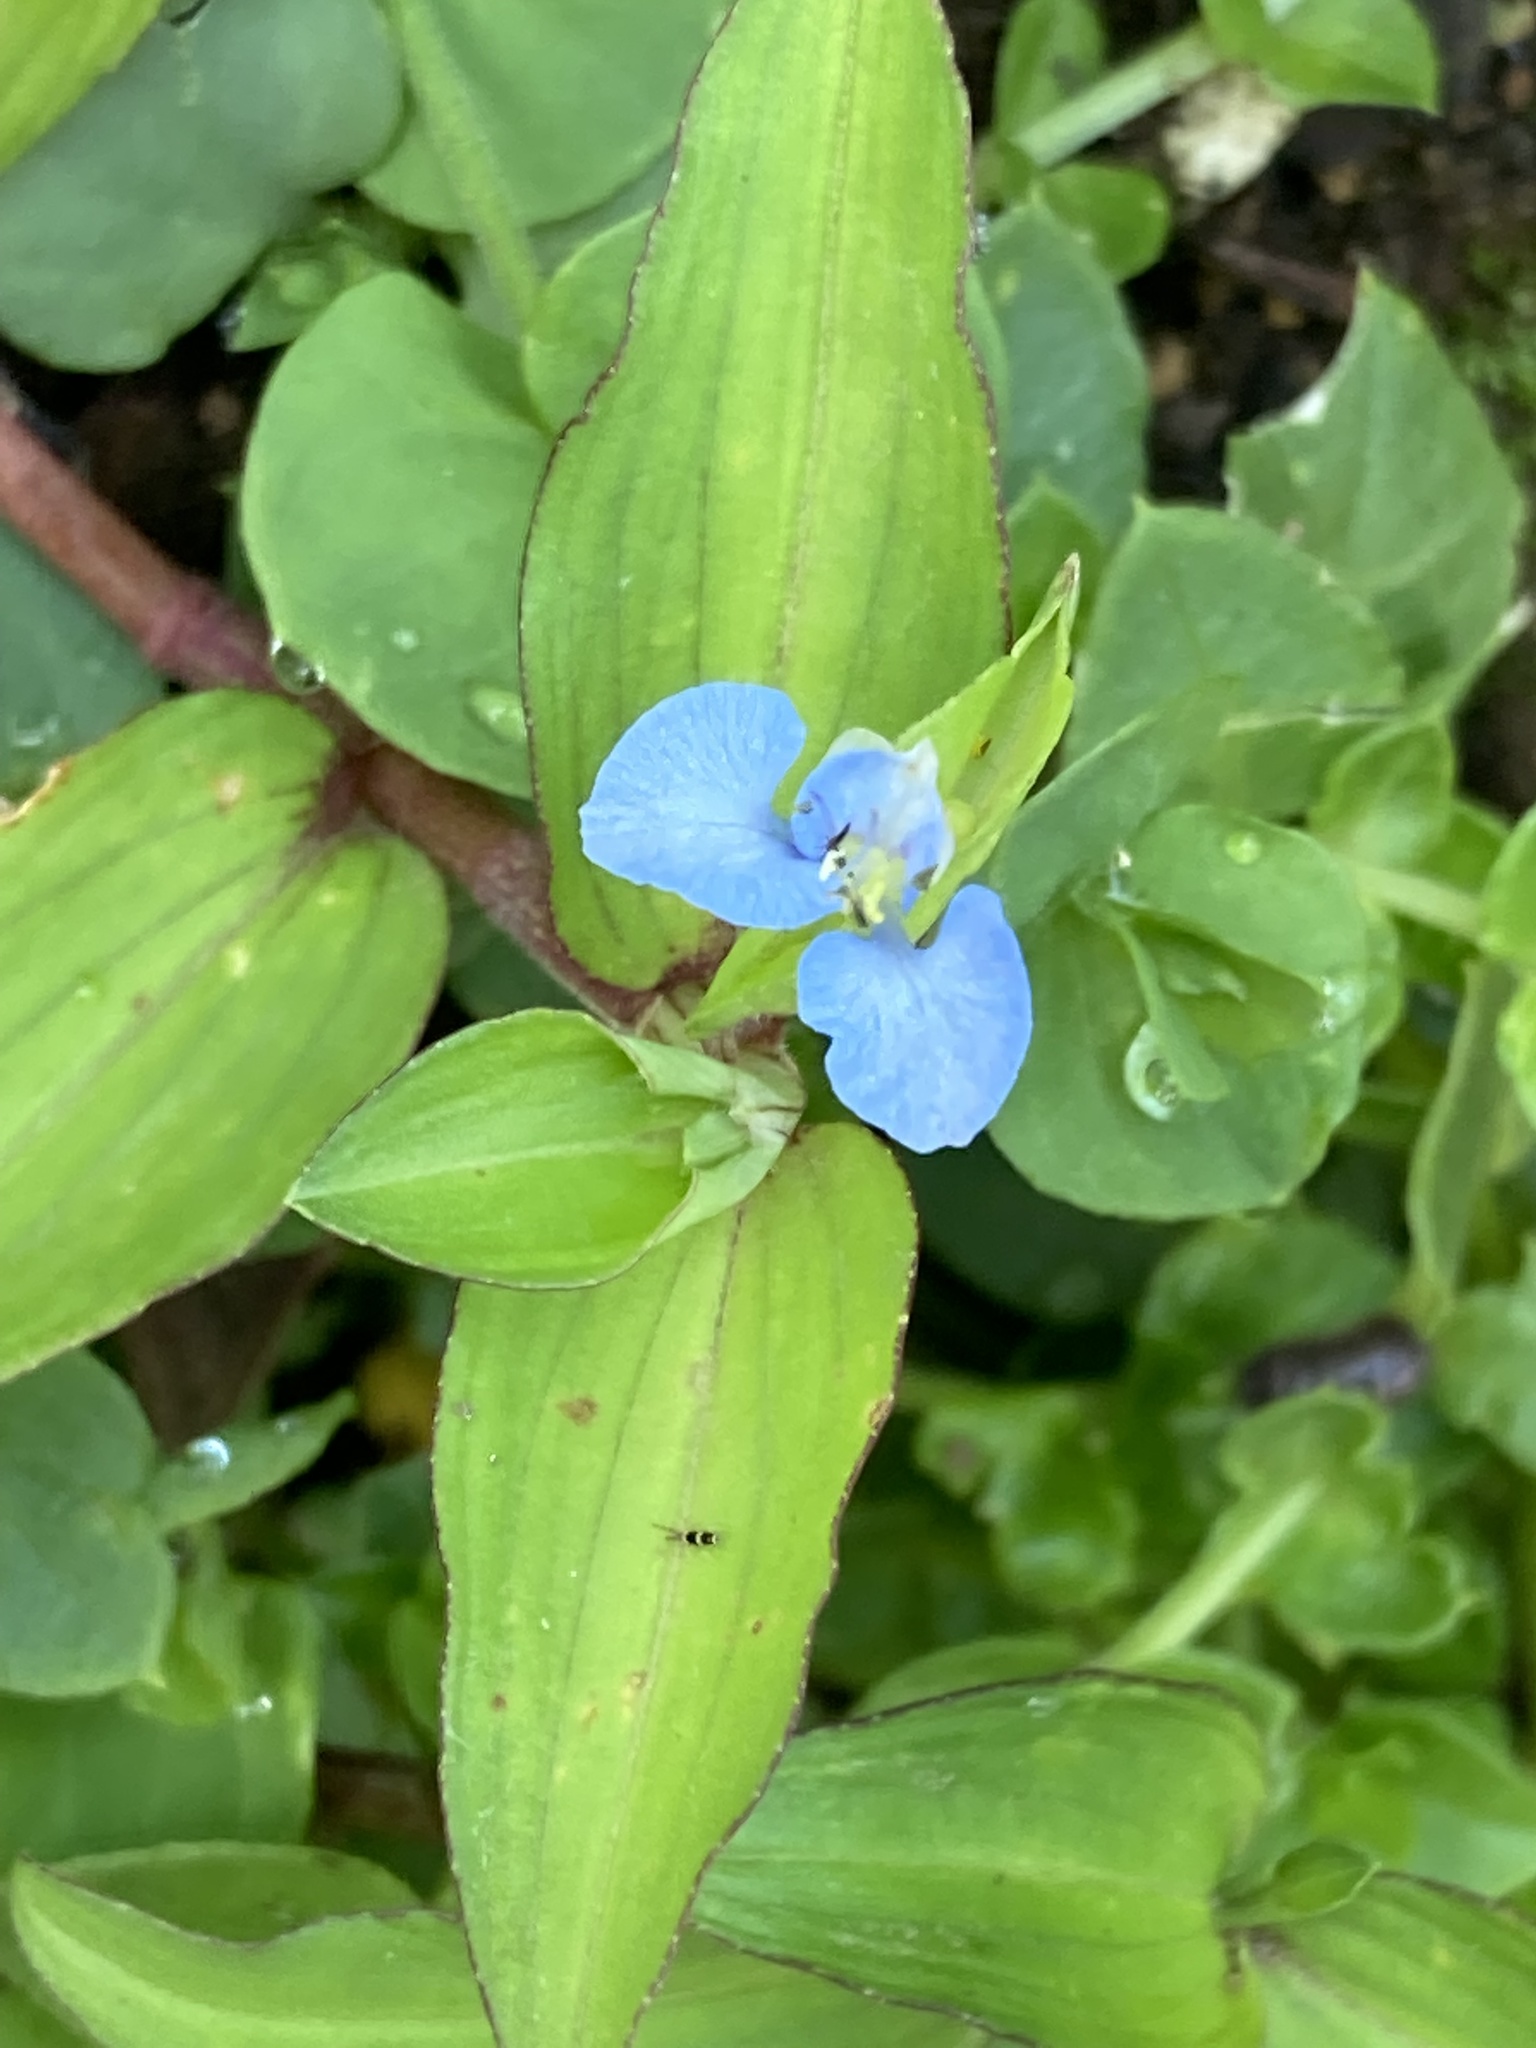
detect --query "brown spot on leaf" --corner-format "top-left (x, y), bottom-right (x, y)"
top-left (558, 1395), bottom-right (599, 1426)
top-left (750, 1619), bottom-right (764, 1636)
top-left (491, 1693), bottom-right (507, 1712)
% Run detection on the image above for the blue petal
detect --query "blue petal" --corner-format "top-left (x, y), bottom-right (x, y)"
top-left (796, 885), bottom-right (1032, 1153)
top-left (580, 683), bottom-right (835, 929)
top-left (791, 737), bottom-right (953, 881)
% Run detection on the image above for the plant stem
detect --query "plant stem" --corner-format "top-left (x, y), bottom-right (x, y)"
top-left (0, 386), bottom-right (648, 1016)
top-left (1103, 1478), bottom-right (1322, 1668)
top-left (1346, 861), bottom-right (1485, 943)
top-left (1013, 23), bottom-right (1221, 169)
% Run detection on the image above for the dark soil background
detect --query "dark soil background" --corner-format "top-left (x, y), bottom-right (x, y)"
top-left (6, 0), bottom-right (1536, 803)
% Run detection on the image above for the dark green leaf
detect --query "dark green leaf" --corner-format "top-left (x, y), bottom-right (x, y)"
top-left (0, 0), bottom-right (403, 370)
top-left (0, 1350), bottom-right (170, 1697)
top-left (1227, 275), bottom-right (1522, 691)
top-left (978, 198), bottom-right (1147, 536)
top-left (992, 0), bottom-right (1104, 136)
top-left (1435, 1244), bottom-right (1536, 1472)
top-left (144, 1393), bottom-right (355, 1534)
top-left (0, 524), bottom-right (161, 802)
top-left (243, 273), bottom-right (547, 800)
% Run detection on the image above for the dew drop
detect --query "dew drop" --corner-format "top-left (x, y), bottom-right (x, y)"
top-left (467, 686), bottom-right (527, 745)
top-left (8, 711), bottom-right (62, 754)
top-left (390, 627), bottom-right (421, 653)
top-left (270, 639), bottom-right (326, 694)
top-left (1224, 830), bottom-right (1262, 865)
top-left (235, 1692), bottom-right (274, 1719)
top-left (183, 1434), bottom-right (232, 1472)
top-left (1315, 973), bottom-right (1365, 1037)
top-left (72, 975), bottom-right (102, 1003)
top-left (1123, 1022), bottom-right (1182, 1123)
top-left (1106, 846), bottom-right (1134, 900)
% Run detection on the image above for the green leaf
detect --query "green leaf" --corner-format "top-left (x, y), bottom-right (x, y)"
top-left (992, 0), bottom-right (1105, 137)
top-left (522, 211), bottom-right (650, 432)
top-left (12, 1873), bottom-right (492, 2048)
top-left (0, 0), bottom-right (157, 174)
top-left (1199, 0), bottom-right (1438, 112)
top-left (1227, 275), bottom-right (1523, 691)
top-left (1301, 1694), bottom-right (1536, 1897)
top-left (1481, 804), bottom-right (1536, 972)
top-left (1405, 960), bottom-right (1521, 1326)
top-left (144, 1393), bottom-right (356, 1535)
top-left (993, 809), bottom-right (1374, 1219)
top-left (910, 1378), bottom-right (1137, 1611)
top-left (0, 1580), bottom-right (318, 1870)
top-left (1006, 478), bottom-right (1105, 632)
top-left (1067, 504), bottom-right (1403, 800)
top-left (293, 1011), bottom-right (802, 1285)
top-left (33, 1842), bottom-right (416, 1939)
top-left (220, 200), bottom-right (419, 354)
top-left (1500, 976), bottom-right (1536, 1134)
top-left (391, 0), bottom-right (723, 233)
top-left (1435, 1243), bottom-right (1536, 1472)
top-left (1253, 1873), bottom-right (1536, 2048)
top-left (0, 0), bottom-right (402, 371)
top-left (1035, 161), bottom-right (1172, 283)
top-left (1309, 718), bottom-right (1455, 869)
top-left (243, 273), bottom-right (547, 801)
top-left (978, 198), bottom-right (1148, 536)
top-left (856, 1631), bottom-right (1086, 1717)
top-left (0, 1350), bottom-right (170, 1698)
top-left (695, 1677), bottom-right (1268, 2048)
top-left (436, 1125), bottom-right (914, 2047)
top-left (0, 523), bottom-right (161, 802)
top-left (0, 691), bottom-right (446, 1382)
top-left (640, 1934), bottom-right (989, 2048)
top-left (523, 0), bottom-right (1006, 987)
top-left (1221, 1840), bottom-right (1376, 1928)
top-left (0, 1985), bottom-right (79, 2047)
top-left (1218, 1391), bottom-right (1469, 1664)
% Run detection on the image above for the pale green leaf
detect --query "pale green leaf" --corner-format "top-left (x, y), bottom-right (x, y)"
top-left (0, 691), bottom-right (447, 1382)
top-left (1200, 0), bottom-right (1438, 112)
top-left (437, 1125), bottom-right (914, 2047)
top-left (12, 1874), bottom-right (491, 2048)
top-left (522, 211), bottom-right (650, 431)
top-left (695, 1677), bottom-right (1268, 2048)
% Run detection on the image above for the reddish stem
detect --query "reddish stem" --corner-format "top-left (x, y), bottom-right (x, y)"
top-left (0, 390), bottom-right (640, 1013)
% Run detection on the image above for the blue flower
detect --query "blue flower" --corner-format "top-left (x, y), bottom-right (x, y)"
top-left (579, 682), bottom-right (1032, 1153)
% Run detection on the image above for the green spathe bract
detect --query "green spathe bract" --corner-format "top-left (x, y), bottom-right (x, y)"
top-left (437, 1126), bottom-right (915, 2047)
top-left (522, 0), bottom-right (1006, 987)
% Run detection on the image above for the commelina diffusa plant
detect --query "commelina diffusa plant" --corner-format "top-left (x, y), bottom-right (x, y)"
top-left (5, 0), bottom-right (1536, 2046)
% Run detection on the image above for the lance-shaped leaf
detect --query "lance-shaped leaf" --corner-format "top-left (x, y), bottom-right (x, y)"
top-left (437, 1125), bottom-right (914, 2048)
top-left (0, 690), bottom-right (447, 1383)
top-left (694, 1677), bottom-right (1268, 2048)
top-left (1251, 1873), bottom-right (1536, 2048)
top-left (523, 0), bottom-right (1007, 988)
top-left (639, 1934), bottom-right (989, 2047)
top-left (11, 1871), bottom-right (492, 2048)
top-left (292, 1011), bottom-right (803, 1285)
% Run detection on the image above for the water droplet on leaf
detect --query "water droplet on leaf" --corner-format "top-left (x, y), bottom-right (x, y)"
top-left (72, 976), bottom-right (102, 1002)
top-left (1123, 1022), bottom-right (1182, 1122)
top-left (1224, 830), bottom-right (1262, 865)
top-left (390, 627), bottom-right (421, 653)
top-left (1106, 846), bottom-right (1134, 900)
top-left (467, 686), bottom-right (527, 745)
top-left (183, 1435), bottom-right (232, 1472)
top-left (270, 639), bottom-right (326, 694)
top-left (1315, 973), bottom-right (1365, 1036)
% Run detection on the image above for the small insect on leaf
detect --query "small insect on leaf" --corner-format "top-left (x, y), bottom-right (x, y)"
top-left (658, 1524), bottom-right (723, 1548)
